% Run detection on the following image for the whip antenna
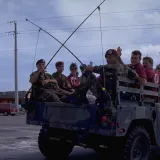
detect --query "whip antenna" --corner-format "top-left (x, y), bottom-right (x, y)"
top-left (98, 6), bottom-right (106, 89)
top-left (32, 28), bottom-right (41, 72)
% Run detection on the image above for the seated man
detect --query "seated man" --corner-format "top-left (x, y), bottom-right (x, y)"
top-left (87, 48), bottom-right (139, 81)
top-left (128, 50), bottom-right (147, 85)
top-left (87, 48), bottom-right (139, 103)
top-left (143, 57), bottom-right (159, 83)
top-left (79, 64), bottom-right (97, 104)
top-left (67, 63), bottom-right (80, 89)
top-left (156, 64), bottom-right (160, 72)
top-left (52, 61), bottom-right (75, 95)
top-left (29, 59), bottom-right (61, 102)
top-left (143, 57), bottom-right (159, 103)
top-left (155, 64), bottom-right (160, 84)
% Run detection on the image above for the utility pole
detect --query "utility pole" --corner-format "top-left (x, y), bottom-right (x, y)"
top-left (14, 22), bottom-right (19, 111)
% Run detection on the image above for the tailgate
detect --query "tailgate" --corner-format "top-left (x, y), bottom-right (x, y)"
top-left (43, 102), bottom-right (97, 129)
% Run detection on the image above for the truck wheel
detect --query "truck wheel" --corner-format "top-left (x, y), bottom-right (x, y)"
top-left (124, 127), bottom-right (151, 160)
top-left (38, 128), bottom-right (74, 159)
top-left (3, 112), bottom-right (8, 116)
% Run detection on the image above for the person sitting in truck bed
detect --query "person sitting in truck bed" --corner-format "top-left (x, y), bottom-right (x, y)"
top-left (87, 47), bottom-right (138, 80)
top-left (29, 59), bottom-right (62, 102)
top-left (128, 50), bottom-right (147, 85)
top-left (86, 48), bottom-right (139, 103)
top-left (52, 61), bottom-right (75, 96)
top-left (156, 64), bottom-right (160, 72)
top-left (143, 57), bottom-right (159, 101)
top-left (155, 64), bottom-right (160, 84)
top-left (67, 63), bottom-right (80, 89)
top-left (143, 57), bottom-right (159, 84)
top-left (79, 64), bottom-right (97, 104)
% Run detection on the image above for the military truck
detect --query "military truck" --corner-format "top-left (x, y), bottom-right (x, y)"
top-left (25, 72), bottom-right (160, 160)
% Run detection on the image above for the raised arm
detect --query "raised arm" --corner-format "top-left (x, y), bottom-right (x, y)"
top-left (29, 71), bottom-right (42, 84)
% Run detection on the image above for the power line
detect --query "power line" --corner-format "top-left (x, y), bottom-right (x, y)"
top-left (0, 22), bottom-right (159, 36)
top-left (6, 8), bottom-right (160, 23)
top-left (17, 23), bottom-right (160, 34)
top-left (0, 35), bottom-right (11, 38)
top-left (17, 26), bottom-right (160, 35)
top-left (0, 41), bottom-right (159, 52)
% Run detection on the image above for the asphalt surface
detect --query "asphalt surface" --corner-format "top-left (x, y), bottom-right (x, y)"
top-left (0, 115), bottom-right (160, 160)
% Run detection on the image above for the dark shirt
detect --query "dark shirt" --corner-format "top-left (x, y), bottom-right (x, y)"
top-left (93, 64), bottom-right (137, 79)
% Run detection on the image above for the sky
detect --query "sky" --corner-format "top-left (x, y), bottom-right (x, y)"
top-left (0, 0), bottom-right (160, 91)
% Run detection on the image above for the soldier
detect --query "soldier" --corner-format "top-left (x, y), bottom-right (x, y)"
top-left (52, 61), bottom-right (75, 95)
top-left (87, 48), bottom-right (138, 80)
top-left (29, 59), bottom-right (61, 102)
top-left (86, 48), bottom-right (139, 103)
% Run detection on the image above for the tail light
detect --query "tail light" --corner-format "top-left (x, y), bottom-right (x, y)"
top-left (101, 115), bottom-right (108, 126)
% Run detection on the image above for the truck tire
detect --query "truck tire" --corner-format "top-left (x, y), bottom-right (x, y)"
top-left (3, 112), bottom-right (8, 116)
top-left (124, 126), bottom-right (151, 160)
top-left (38, 128), bottom-right (74, 159)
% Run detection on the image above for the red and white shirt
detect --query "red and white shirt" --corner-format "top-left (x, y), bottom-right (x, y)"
top-left (67, 74), bottom-right (80, 88)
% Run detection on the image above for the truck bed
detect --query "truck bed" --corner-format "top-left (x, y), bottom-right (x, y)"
top-left (26, 101), bottom-right (98, 130)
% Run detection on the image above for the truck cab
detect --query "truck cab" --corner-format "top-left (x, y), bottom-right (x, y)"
top-left (25, 74), bottom-right (160, 160)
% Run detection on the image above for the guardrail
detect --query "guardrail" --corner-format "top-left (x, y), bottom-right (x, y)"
top-left (117, 76), bottom-right (160, 103)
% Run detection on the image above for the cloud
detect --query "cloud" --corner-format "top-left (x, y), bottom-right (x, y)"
top-left (0, 0), bottom-right (160, 91)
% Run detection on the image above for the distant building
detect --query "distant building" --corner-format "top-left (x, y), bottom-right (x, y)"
top-left (0, 91), bottom-right (27, 104)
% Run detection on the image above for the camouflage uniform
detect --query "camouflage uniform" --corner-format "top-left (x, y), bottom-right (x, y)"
top-left (92, 64), bottom-right (138, 103)
top-left (52, 72), bottom-right (71, 91)
top-left (93, 64), bottom-right (137, 78)
top-left (30, 71), bottom-right (61, 102)
top-left (79, 71), bottom-right (97, 95)
top-left (72, 71), bottom-right (98, 104)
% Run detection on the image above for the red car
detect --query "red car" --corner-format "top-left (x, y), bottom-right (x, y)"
top-left (0, 103), bottom-right (18, 116)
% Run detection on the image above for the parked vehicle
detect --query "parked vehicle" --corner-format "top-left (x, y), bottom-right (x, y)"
top-left (0, 103), bottom-right (18, 116)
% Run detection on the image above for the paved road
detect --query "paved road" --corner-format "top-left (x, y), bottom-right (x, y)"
top-left (0, 115), bottom-right (160, 160)
top-left (0, 115), bottom-right (99, 160)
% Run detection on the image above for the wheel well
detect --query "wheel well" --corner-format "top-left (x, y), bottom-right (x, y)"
top-left (127, 119), bottom-right (156, 145)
